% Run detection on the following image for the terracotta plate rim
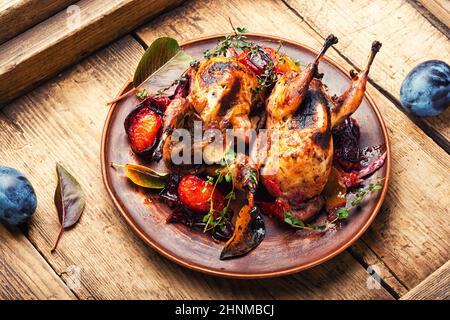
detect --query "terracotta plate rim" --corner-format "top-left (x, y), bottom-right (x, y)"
top-left (100, 33), bottom-right (391, 279)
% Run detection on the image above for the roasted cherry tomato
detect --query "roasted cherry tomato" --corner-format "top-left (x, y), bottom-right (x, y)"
top-left (178, 175), bottom-right (225, 214)
top-left (263, 178), bottom-right (282, 197)
top-left (124, 105), bottom-right (162, 157)
top-left (258, 199), bottom-right (290, 221)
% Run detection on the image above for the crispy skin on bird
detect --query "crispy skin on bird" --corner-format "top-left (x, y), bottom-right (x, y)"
top-left (159, 55), bottom-right (263, 167)
top-left (189, 56), bottom-right (260, 134)
top-left (261, 38), bottom-right (382, 222)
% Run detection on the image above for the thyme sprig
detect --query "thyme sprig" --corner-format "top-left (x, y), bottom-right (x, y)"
top-left (203, 27), bottom-right (251, 59)
top-left (284, 178), bottom-right (384, 232)
top-left (136, 88), bottom-right (148, 100)
top-left (202, 151), bottom-right (237, 232)
top-left (202, 25), bottom-right (279, 94)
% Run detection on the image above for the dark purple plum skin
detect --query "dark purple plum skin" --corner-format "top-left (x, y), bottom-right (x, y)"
top-left (0, 167), bottom-right (37, 226)
top-left (400, 60), bottom-right (449, 117)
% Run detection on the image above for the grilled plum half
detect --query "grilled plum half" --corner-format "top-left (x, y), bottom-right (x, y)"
top-left (124, 105), bottom-right (162, 158)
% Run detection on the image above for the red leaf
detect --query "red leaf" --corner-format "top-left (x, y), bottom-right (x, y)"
top-left (51, 163), bottom-right (85, 252)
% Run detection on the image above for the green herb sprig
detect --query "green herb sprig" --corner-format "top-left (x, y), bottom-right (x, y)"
top-left (202, 151), bottom-right (237, 232)
top-left (203, 27), bottom-right (250, 59)
top-left (136, 88), bottom-right (148, 100)
top-left (202, 25), bottom-right (278, 94)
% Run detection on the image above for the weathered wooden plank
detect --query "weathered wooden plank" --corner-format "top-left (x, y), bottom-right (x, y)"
top-left (0, 34), bottom-right (392, 300)
top-left (348, 241), bottom-right (408, 297)
top-left (0, 224), bottom-right (75, 299)
top-left (0, 0), bottom-right (184, 106)
top-left (284, 0), bottom-right (450, 147)
top-left (401, 260), bottom-right (450, 300)
top-left (136, 0), bottom-right (450, 292)
top-left (0, 0), bottom-right (77, 44)
top-left (418, 0), bottom-right (450, 29)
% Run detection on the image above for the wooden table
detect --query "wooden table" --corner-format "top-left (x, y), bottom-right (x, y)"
top-left (0, 0), bottom-right (449, 300)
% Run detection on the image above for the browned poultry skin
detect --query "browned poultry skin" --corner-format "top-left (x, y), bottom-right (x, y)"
top-left (161, 56), bottom-right (261, 166)
top-left (262, 40), bottom-right (381, 221)
top-left (263, 78), bottom-right (333, 204)
top-left (189, 56), bottom-right (260, 138)
top-left (160, 96), bottom-right (192, 168)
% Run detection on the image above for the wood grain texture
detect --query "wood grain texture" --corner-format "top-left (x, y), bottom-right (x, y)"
top-left (348, 241), bottom-right (408, 297)
top-left (135, 0), bottom-right (450, 292)
top-left (0, 0), bottom-right (448, 300)
top-left (0, 34), bottom-right (392, 300)
top-left (0, 0), bottom-right (184, 106)
top-left (284, 0), bottom-right (450, 147)
top-left (0, 0), bottom-right (77, 44)
top-left (0, 224), bottom-right (75, 299)
top-left (419, 0), bottom-right (450, 29)
top-left (401, 260), bottom-right (450, 299)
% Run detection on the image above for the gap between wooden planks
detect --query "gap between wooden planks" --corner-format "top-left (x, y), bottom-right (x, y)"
top-left (401, 260), bottom-right (450, 300)
top-left (414, 0), bottom-right (450, 34)
top-left (0, 224), bottom-right (75, 299)
top-left (0, 35), bottom-right (393, 300)
top-left (134, 0), bottom-right (449, 297)
top-left (0, 0), bottom-right (78, 44)
top-left (0, 0), bottom-right (184, 106)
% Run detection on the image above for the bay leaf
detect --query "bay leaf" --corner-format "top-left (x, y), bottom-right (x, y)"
top-left (140, 49), bottom-right (193, 95)
top-left (112, 163), bottom-right (167, 189)
top-left (133, 37), bottom-right (181, 87)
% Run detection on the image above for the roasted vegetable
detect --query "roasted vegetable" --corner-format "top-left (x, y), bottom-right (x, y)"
top-left (124, 105), bottom-right (162, 158)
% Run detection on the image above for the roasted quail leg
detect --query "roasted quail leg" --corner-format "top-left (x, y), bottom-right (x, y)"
top-left (331, 41), bottom-right (382, 127)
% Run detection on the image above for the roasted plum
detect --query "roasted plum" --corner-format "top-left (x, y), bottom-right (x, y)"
top-left (178, 175), bottom-right (225, 214)
top-left (124, 105), bottom-right (162, 158)
top-left (333, 117), bottom-right (362, 171)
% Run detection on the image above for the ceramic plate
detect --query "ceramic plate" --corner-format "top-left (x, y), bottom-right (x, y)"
top-left (101, 34), bottom-right (390, 278)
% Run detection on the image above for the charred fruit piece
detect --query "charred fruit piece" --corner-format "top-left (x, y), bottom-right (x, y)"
top-left (178, 175), bottom-right (225, 214)
top-left (259, 199), bottom-right (290, 221)
top-left (260, 197), bottom-right (323, 224)
top-left (124, 106), bottom-right (162, 158)
top-left (237, 46), bottom-right (275, 76)
top-left (333, 117), bottom-right (362, 171)
top-left (220, 205), bottom-right (265, 260)
top-left (144, 95), bottom-right (171, 113)
top-left (159, 174), bottom-right (181, 208)
top-left (340, 171), bottom-right (363, 188)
